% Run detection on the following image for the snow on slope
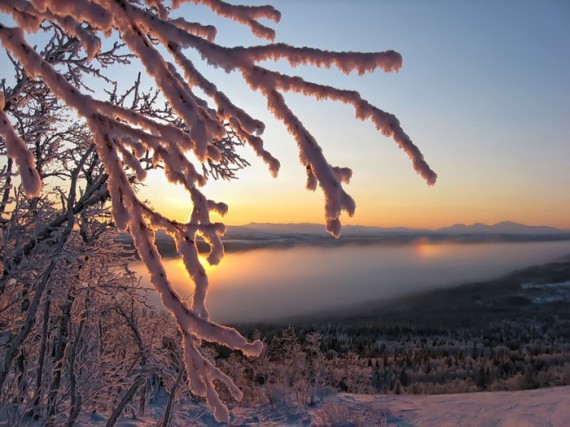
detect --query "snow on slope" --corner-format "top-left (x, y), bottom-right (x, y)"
top-left (335, 386), bottom-right (570, 427)
top-left (71, 386), bottom-right (570, 426)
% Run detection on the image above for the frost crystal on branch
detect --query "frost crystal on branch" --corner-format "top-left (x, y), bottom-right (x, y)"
top-left (0, 0), bottom-right (436, 421)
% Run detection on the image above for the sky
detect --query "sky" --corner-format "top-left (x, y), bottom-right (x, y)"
top-left (2, 1), bottom-right (570, 229)
top-left (137, 0), bottom-right (570, 229)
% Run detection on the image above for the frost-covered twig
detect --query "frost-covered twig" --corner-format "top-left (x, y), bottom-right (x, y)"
top-left (0, 1), bottom-right (436, 421)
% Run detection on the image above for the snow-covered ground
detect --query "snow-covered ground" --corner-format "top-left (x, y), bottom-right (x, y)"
top-left (336, 386), bottom-right (570, 427)
top-left (72, 386), bottom-right (570, 426)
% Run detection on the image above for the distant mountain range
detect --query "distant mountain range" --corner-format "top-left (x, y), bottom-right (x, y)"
top-left (226, 221), bottom-right (570, 239)
top-left (119, 222), bottom-right (570, 256)
top-left (436, 221), bottom-right (565, 235)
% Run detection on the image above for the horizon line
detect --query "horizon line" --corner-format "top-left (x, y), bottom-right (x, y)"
top-left (226, 221), bottom-right (570, 231)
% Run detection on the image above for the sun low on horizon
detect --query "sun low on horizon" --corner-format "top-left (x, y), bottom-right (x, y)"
top-left (138, 1), bottom-right (570, 230)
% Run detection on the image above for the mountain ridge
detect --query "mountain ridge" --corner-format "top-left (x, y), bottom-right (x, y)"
top-left (118, 222), bottom-right (570, 257)
top-left (228, 221), bottom-right (569, 237)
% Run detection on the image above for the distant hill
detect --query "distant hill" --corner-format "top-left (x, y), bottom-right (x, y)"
top-left (228, 221), bottom-right (569, 238)
top-left (225, 222), bottom-right (423, 238)
top-left (437, 221), bottom-right (564, 235)
top-left (118, 222), bottom-right (570, 257)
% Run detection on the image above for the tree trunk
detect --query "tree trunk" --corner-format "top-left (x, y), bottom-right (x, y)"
top-left (66, 306), bottom-right (87, 427)
top-left (0, 260), bottom-right (57, 390)
top-left (115, 306), bottom-right (148, 416)
top-left (106, 376), bottom-right (145, 427)
top-left (161, 368), bottom-right (183, 427)
top-left (46, 294), bottom-right (74, 425)
top-left (32, 289), bottom-right (52, 415)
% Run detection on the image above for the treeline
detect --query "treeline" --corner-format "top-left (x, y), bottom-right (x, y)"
top-left (224, 311), bottom-right (570, 399)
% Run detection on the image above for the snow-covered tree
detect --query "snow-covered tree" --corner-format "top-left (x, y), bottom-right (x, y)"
top-left (0, 0), bottom-right (436, 422)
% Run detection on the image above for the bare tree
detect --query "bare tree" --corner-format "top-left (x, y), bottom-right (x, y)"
top-left (0, 0), bottom-right (436, 422)
top-left (0, 17), bottom-right (186, 424)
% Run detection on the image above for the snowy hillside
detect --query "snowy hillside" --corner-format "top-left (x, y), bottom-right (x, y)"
top-left (67, 386), bottom-right (570, 426)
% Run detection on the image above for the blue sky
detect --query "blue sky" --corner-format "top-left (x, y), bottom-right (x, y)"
top-left (143, 0), bottom-right (568, 228)
top-left (1, 1), bottom-right (569, 228)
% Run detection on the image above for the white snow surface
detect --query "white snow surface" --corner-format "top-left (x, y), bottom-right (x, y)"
top-left (67, 386), bottom-right (570, 426)
top-left (342, 387), bottom-right (570, 427)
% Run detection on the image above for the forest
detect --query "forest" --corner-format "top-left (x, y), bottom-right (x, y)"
top-left (230, 257), bottom-right (570, 402)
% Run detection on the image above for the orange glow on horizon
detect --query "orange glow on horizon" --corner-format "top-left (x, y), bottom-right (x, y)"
top-left (140, 163), bottom-right (570, 230)
top-left (153, 197), bottom-right (570, 231)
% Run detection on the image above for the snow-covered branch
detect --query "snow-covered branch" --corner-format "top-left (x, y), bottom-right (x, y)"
top-left (0, 0), bottom-right (436, 421)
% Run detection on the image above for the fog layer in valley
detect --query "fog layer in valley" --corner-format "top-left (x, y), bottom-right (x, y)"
top-left (132, 240), bottom-right (570, 323)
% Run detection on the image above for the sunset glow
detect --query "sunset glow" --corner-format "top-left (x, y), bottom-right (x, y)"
top-left (2, 1), bottom-right (569, 423)
top-left (137, 1), bottom-right (570, 230)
